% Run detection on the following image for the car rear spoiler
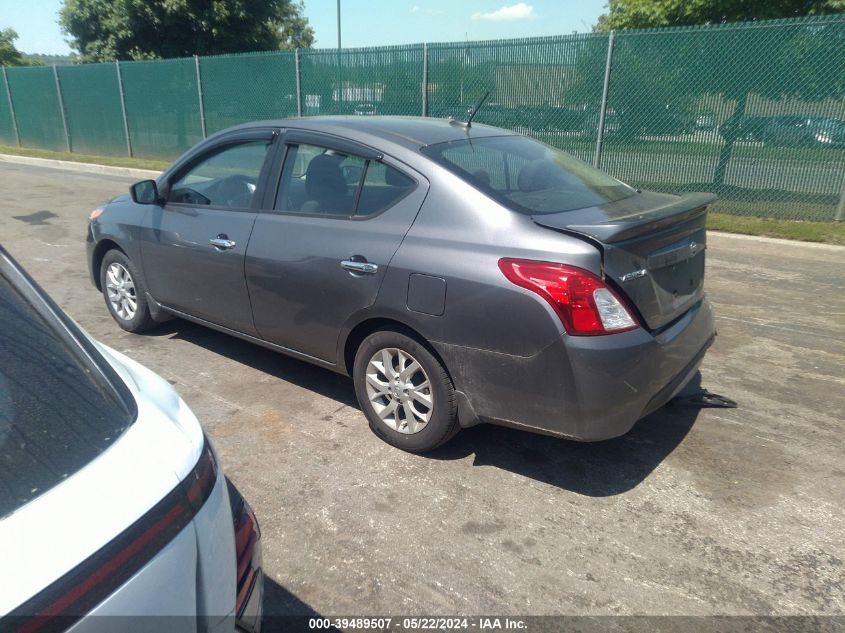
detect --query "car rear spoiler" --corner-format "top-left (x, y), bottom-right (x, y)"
top-left (533, 192), bottom-right (718, 244)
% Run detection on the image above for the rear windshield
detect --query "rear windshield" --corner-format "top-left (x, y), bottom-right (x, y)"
top-left (421, 135), bottom-right (636, 214)
top-left (0, 276), bottom-right (135, 519)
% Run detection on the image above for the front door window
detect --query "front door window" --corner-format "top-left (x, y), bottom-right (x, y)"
top-left (168, 140), bottom-right (272, 208)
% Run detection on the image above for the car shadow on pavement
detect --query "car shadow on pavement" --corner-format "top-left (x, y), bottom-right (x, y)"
top-left (262, 576), bottom-right (324, 632)
top-left (427, 374), bottom-right (706, 497)
top-left (147, 319), bottom-right (359, 408)
top-left (148, 320), bottom-right (705, 496)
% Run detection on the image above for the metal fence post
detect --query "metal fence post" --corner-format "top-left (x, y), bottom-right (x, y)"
top-left (836, 173), bottom-right (845, 222)
top-left (194, 55), bottom-right (207, 138)
top-left (1, 67), bottom-right (21, 147)
top-left (295, 49), bottom-right (303, 117)
top-left (593, 30), bottom-right (615, 169)
top-left (422, 43), bottom-right (429, 117)
top-left (52, 64), bottom-right (71, 152)
top-left (115, 61), bottom-right (133, 157)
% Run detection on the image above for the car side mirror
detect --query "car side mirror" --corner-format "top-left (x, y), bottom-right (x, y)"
top-left (130, 180), bottom-right (161, 205)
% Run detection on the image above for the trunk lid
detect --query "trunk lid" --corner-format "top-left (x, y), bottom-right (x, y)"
top-left (532, 191), bottom-right (716, 330)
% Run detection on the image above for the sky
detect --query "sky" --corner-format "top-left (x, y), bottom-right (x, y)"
top-left (0, 0), bottom-right (607, 55)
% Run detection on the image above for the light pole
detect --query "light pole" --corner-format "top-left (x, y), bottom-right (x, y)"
top-left (337, 0), bottom-right (342, 48)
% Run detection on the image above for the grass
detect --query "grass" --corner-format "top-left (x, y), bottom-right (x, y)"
top-left (640, 183), bottom-right (843, 237)
top-left (531, 132), bottom-right (845, 163)
top-left (0, 144), bottom-right (170, 172)
top-left (708, 213), bottom-right (845, 245)
top-left (2, 144), bottom-right (843, 245)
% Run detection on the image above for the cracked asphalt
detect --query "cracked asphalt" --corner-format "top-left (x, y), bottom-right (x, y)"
top-left (1, 161), bottom-right (843, 621)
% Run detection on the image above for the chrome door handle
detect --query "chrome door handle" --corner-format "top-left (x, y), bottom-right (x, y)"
top-left (340, 260), bottom-right (378, 275)
top-left (209, 237), bottom-right (236, 250)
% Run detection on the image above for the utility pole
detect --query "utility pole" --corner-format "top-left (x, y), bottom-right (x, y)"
top-left (337, 0), bottom-right (342, 48)
top-left (593, 30), bottom-right (615, 169)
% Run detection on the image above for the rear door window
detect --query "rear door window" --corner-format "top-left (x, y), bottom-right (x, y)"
top-left (275, 143), bottom-right (366, 216)
top-left (0, 277), bottom-right (135, 519)
top-left (274, 142), bottom-right (415, 218)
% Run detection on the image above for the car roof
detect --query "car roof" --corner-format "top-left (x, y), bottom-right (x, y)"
top-left (225, 115), bottom-right (518, 150)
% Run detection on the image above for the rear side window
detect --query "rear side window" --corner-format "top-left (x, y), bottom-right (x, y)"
top-left (0, 277), bottom-right (134, 519)
top-left (356, 162), bottom-right (415, 217)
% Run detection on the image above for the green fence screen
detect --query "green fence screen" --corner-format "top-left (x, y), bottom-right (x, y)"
top-left (299, 44), bottom-right (423, 116)
top-left (428, 33), bottom-right (610, 165)
top-left (5, 66), bottom-right (66, 151)
top-left (200, 51), bottom-right (298, 135)
top-left (57, 63), bottom-right (127, 156)
top-left (0, 73), bottom-right (16, 146)
top-left (1, 15), bottom-right (844, 220)
top-left (120, 57), bottom-right (204, 160)
top-left (602, 18), bottom-right (845, 221)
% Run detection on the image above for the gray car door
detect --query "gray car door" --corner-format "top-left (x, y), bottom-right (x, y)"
top-left (139, 130), bottom-right (277, 335)
top-left (245, 132), bottom-right (428, 363)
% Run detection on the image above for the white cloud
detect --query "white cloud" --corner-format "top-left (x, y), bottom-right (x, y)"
top-left (472, 2), bottom-right (535, 21)
top-left (411, 4), bottom-right (445, 15)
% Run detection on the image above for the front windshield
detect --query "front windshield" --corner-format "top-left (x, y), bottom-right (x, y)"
top-left (421, 135), bottom-right (637, 214)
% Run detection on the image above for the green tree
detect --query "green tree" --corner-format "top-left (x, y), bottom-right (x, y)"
top-left (59, 0), bottom-right (315, 62)
top-left (1, 28), bottom-right (45, 66)
top-left (595, 0), bottom-right (845, 30)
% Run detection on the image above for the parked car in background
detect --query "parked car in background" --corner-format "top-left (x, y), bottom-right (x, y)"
top-left (718, 115), bottom-right (769, 142)
top-left (580, 109), bottom-right (621, 137)
top-left (622, 107), bottom-right (694, 137)
top-left (475, 103), bottom-right (523, 129)
top-left (87, 116), bottom-right (716, 453)
top-left (0, 246), bottom-right (262, 632)
top-left (760, 115), bottom-right (845, 148)
top-left (720, 114), bottom-right (845, 147)
top-left (581, 107), bottom-right (692, 138)
top-left (520, 106), bottom-right (576, 133)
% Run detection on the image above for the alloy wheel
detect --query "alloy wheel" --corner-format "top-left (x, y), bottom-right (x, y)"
top-left (105, 262), bottom-right (137, 321)
top-left (365, 348), bottom-right (433, 434)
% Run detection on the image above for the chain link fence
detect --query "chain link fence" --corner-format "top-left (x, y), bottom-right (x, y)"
top-left (1, 15), bottom-right (844, 220)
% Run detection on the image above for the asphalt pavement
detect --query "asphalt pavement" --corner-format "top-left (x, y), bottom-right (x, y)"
top-left (1, 161), bottom-right (843, 621)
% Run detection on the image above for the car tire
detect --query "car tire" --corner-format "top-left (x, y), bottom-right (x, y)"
top-left (99, 249), bottom-right (156, 333)
top-left (353, 330), bottom-right (459, 453)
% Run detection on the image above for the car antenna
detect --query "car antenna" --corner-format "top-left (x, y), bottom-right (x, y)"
top-left (450, 91), bottom-right (490, 129)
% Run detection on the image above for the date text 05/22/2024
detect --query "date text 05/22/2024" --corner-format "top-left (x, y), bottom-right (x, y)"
top-left (308, 618), bottom-right (528, 630)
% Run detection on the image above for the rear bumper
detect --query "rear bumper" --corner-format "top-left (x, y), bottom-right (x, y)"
top-left (236, 567), bottom-right (263, 633)
top-left (434, 298), bottom-right (716, 441)
top-left (228, 479), bottom-right (264, 633)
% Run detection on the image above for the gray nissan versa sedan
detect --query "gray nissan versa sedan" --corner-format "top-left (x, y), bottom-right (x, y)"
top-left (86, 116), bottom-right (716, 452)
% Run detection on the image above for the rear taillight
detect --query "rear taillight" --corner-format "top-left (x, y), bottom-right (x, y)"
top-left (228, 481), bottom-right (261, 619)
top-left (8, 441), bottom-right (218, 633)
top-left (498, 258), bottom-right (639, 336)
